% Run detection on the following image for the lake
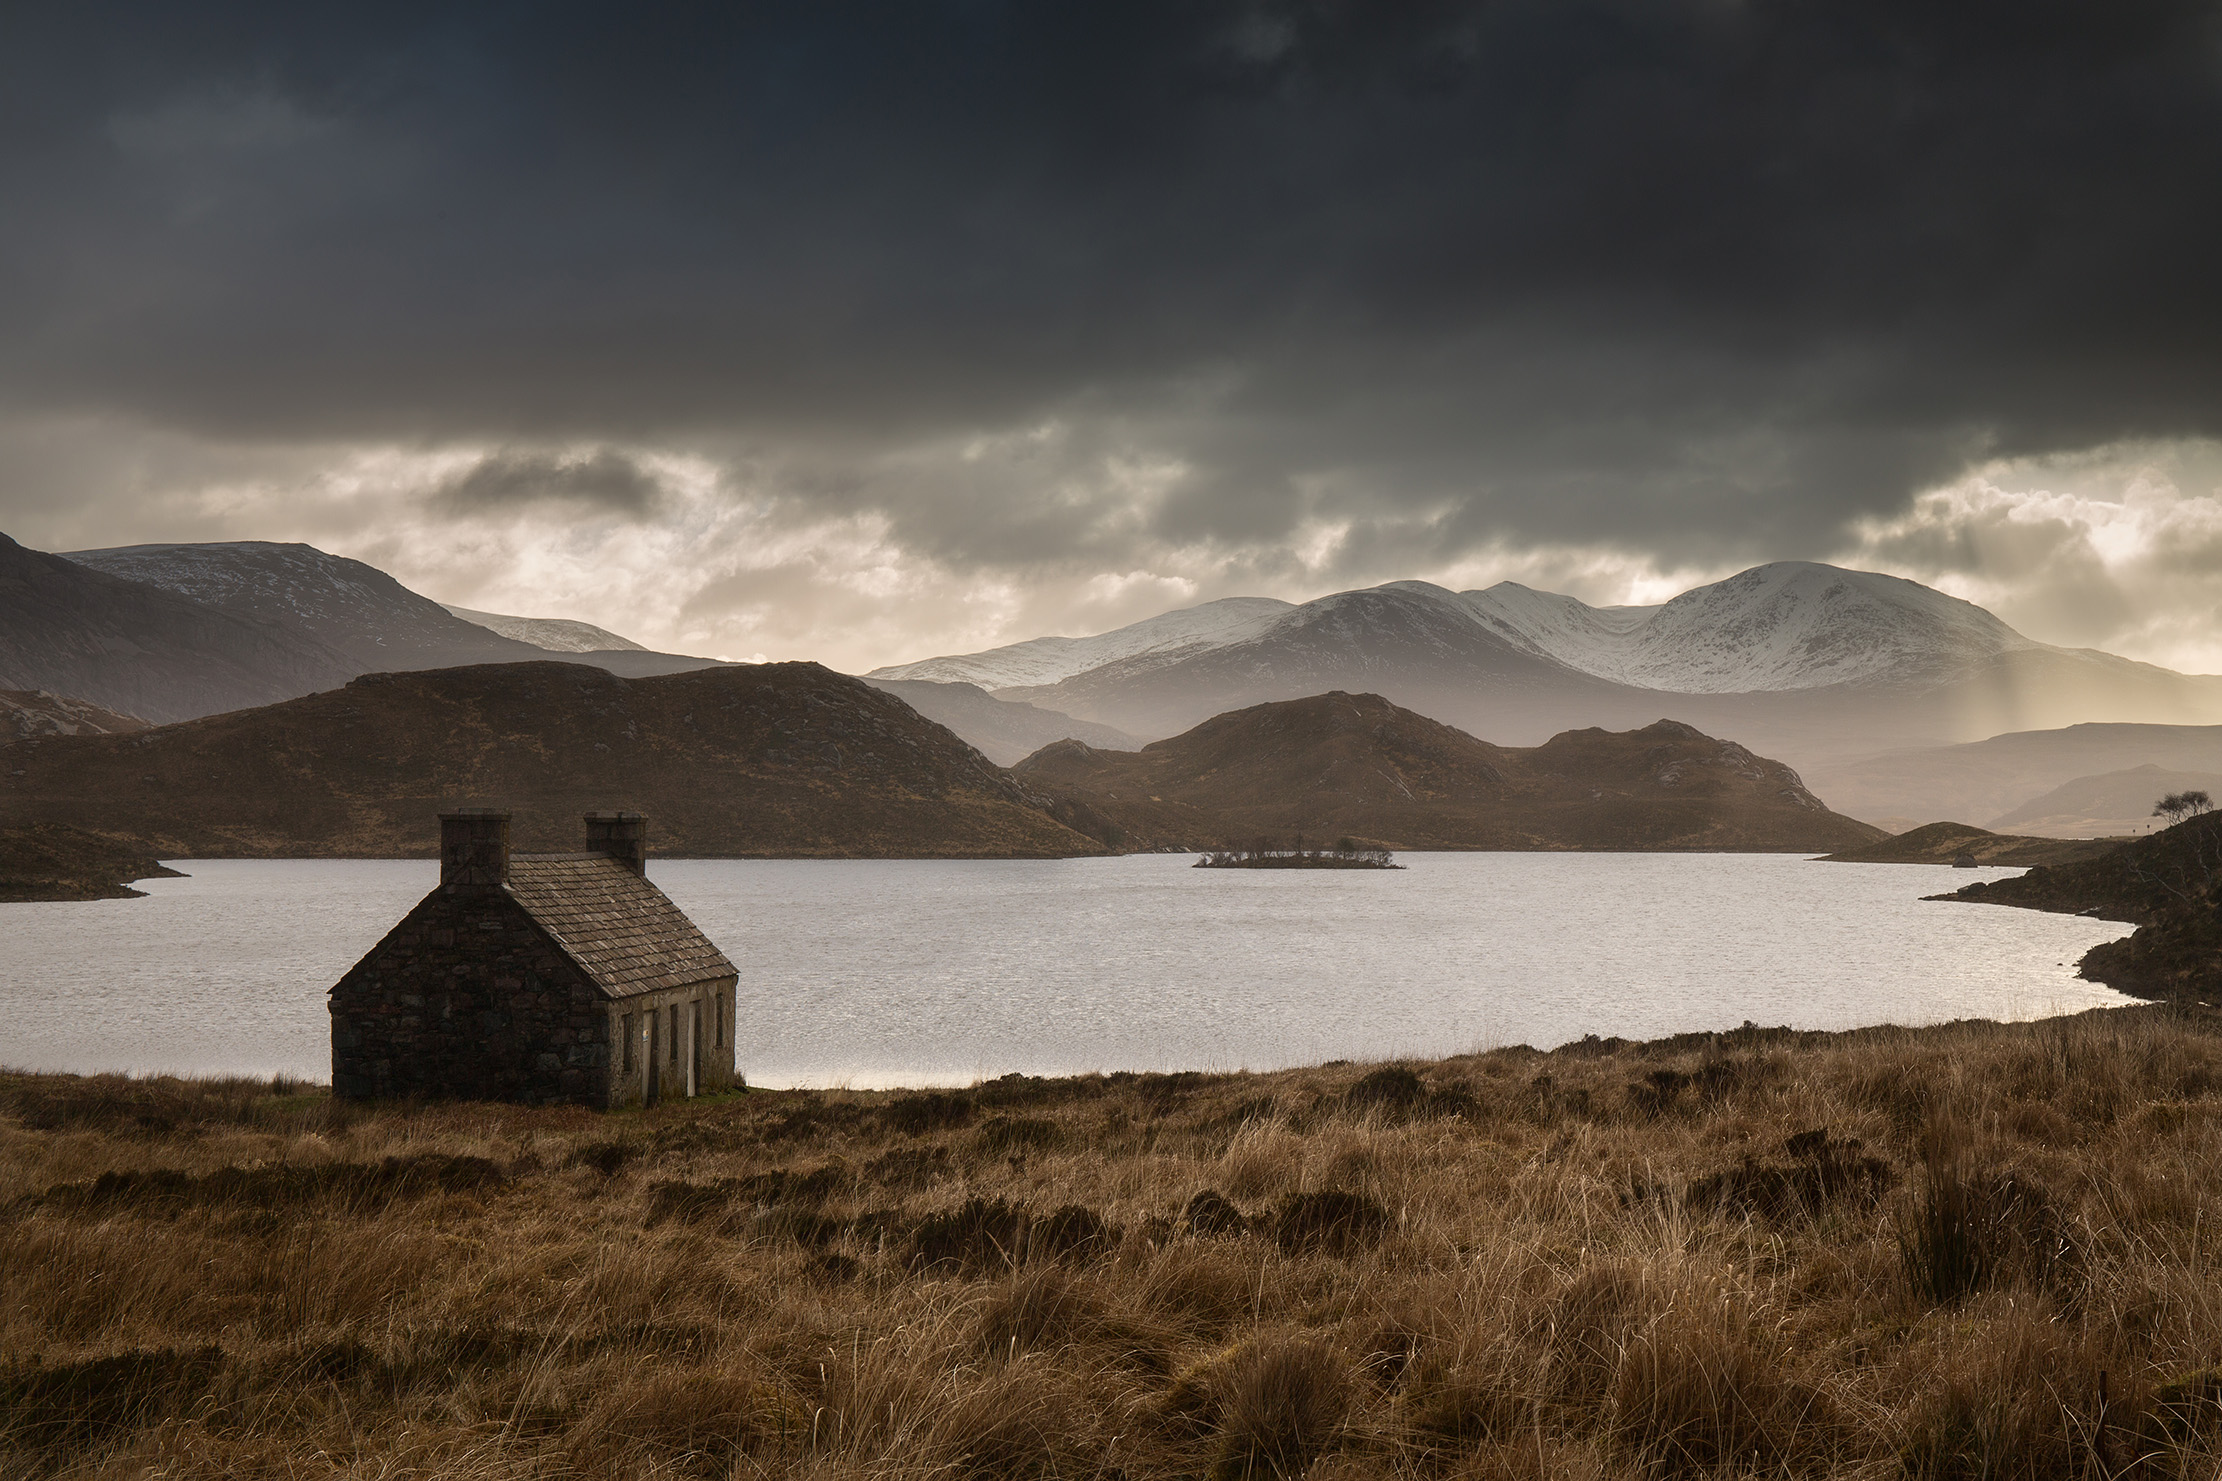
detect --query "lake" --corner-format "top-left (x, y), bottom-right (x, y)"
top-left (0, 853), bottom-right (2137, 1087)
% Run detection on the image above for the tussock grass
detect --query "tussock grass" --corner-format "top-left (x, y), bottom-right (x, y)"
top-left (9, 1006), bottom-right (2222, 1477)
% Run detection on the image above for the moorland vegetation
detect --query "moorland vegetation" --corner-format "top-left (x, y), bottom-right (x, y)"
top-left (8, 1007), bottom-right (2222, 1477)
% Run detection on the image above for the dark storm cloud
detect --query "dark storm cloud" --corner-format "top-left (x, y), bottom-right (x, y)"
top-left (429, 450), bottom-right (666, 519)
top-left (5, 0), bottom-right (2222, 558)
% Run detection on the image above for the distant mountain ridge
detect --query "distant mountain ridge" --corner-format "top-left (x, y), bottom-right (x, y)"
top-left (876, 564), bottom-right (2044, 697)
top-left (871, 596), bottom-right (1294, 689)
top-left (0, 532), bottom-right (356, 723)
top-left (0, 535), bottom-right (729, 723)
top-left (65, 541), bottom-right (674, 678)
top-left (1986, 764), bottom-right (2222, 839)
top-left (1806, 723), bottom-right (2222, 833)
top-left (10, 535), bottom-right (1135, 759)
top-left (860, 678), bottom-right (1142, 765)
top-left (1013, 691), bottom-right (1884, 854)
top-left (876, 562), bottom-right (2222, 777)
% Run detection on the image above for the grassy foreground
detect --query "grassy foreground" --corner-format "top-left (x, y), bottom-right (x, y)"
top-left (8, 1008), bottom-right (2222, 1478)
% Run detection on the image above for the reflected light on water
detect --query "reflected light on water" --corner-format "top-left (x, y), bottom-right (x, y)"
top-left (0, 853), bottom-right (2137, 1087)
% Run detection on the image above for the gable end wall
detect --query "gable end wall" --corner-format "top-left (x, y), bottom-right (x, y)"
top-left (331, 889), bottom-right (613, 1105)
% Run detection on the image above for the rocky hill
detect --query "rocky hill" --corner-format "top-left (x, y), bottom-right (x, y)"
top-left (1934, 812), bottom-right (2222, 1001)
top-left (0, 661), bottom-right (1102, 859)
top-left (0, 823), bottom-right (183, 901)
top-left (1012, 692), bottom-right (1885, 853)
top-left (1, 689), bottom-right (149, 743)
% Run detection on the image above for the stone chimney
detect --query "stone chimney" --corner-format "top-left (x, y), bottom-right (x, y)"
top-left (584, 811), bottom-right (648, 876)
top-left (440, 808), bottom-right (511, 890)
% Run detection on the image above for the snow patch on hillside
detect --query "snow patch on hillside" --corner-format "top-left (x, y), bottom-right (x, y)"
top-left (1461, 563), bottom-right (2037, 692)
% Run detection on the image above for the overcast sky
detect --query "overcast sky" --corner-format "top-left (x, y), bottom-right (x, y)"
top-left (6, 2), bottom-right (2222, 672)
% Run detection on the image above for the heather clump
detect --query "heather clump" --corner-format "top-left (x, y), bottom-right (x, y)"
top-left (5, 1005), bottom-right (2222, 1478)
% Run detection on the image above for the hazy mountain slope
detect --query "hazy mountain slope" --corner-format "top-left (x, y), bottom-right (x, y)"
top-left (1010, 611), bottom-right (2222, 779)
top-left (1805, 723), bottom-right (2222, 832)
top-left (68, 541), bottom-right (569, 672)
top-left (1, 689), bottom-right (149, 743)
top-left (888, 564), bottom-right (2222, 779)
top-left (866, 596), bottom-right (1292, 688)
top-left (66, 540), bottom-right (728, 694)
top-left (1985, 764), bottom-right (2222, 838)
top-left (443, 604), bottom-right (647, 653)
top-left (0, 661), bottom-right (1102, 859)
top-left (0, 532), bottom-right (359, 723)
top-left (1013, 691), bottom-right (1883, 852)
top-left (861, 678), bottom-right (1140, 765)
top-left (1818, 821), bottom-right (2117, 867)
top-left (998, 583), bottom-right (1637, 741)
top-left (885, 562), bottom-right (2043, 702)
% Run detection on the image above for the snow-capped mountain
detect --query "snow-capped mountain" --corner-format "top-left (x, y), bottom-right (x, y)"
top-left (895, 562), bottom-right (2222, 776)
top-left (67, 541), bottom-right (555, 672)
top-left (0, 533), bottom-right (356, 723)
top-left (65, 541), bottom-right (728, 689)
top-left (891, 563), bottom-right (2045, 705)
top-left (442, 604), bottom-right (648, 654)
top-left (1457, 563), bottom-right (2037, 693)
top-left (867, 596), bottom-right (1293, 688)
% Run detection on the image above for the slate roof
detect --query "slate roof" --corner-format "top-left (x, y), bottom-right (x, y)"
top-left (503, 853), bottom-right (737, 998)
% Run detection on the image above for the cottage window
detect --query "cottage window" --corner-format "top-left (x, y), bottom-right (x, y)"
top-left (621, 1014), bottom-right (634, 1073)
top-left (669, 1004), bottom-right (680, 1063)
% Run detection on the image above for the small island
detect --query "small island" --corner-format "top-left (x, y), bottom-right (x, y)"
top-left (1195, 839), bottom-right (1401, 869)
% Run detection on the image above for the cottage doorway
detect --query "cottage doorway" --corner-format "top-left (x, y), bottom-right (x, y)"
top-left (691, 1000), bottom-right (703, 1096)
top-left (647, 1009), bottom-right (661, 1106)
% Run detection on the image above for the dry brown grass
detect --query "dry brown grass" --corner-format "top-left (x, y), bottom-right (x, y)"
top-left (9, 1006), bottom-right (2222, 1478)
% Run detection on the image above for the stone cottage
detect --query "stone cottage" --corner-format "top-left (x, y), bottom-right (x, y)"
top-left (331, 809), bottom-right (740, 1107)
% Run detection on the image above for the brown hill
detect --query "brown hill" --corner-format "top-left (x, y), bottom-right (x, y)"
top-left (1818, 821), bottom-right (2120, 867)
top-left (0, 661), bottom-right (1102, 859)
top-left (0, 822), bottom-right (183, 901)
top-left (1, 688), bottom-right (149, 743)
top-left (1012, 692), bottom-right (1886, 852)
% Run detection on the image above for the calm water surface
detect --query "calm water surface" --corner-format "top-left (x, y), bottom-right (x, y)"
top-left (0, 853), bottom-right (2137, 1087)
